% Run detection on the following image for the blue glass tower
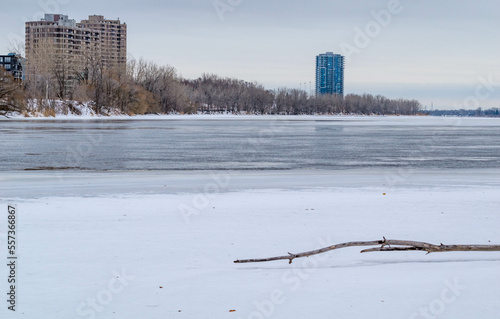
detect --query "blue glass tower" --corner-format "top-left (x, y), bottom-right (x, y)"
top-left (315, 52), bottom-right (344, 96)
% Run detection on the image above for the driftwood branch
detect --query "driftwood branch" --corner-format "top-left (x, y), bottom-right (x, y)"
top-left (234, 237), bottom-right (500, 264)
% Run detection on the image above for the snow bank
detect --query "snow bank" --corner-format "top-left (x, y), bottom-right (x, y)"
top-left (4, 99), bottom-right (130, 119)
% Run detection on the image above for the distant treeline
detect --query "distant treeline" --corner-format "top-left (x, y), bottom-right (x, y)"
top-left (183, 74), bottom-right (421, 115)
top-left (424, 108), bottom-right (500, 117)
top-left (2, 57), bottom-right (423, 116)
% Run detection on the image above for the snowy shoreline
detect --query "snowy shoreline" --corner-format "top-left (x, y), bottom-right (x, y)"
top-left (1, 168), bottom-right (499, 318)
top-left (2, 113), bottom-right (500, 129)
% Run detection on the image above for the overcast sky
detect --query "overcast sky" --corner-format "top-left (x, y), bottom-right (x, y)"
top-left (2, 0), bottom-right (499, 109)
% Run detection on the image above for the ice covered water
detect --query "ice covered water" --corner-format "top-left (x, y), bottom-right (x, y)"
top-left (1, 116), bottom-right (499, 171)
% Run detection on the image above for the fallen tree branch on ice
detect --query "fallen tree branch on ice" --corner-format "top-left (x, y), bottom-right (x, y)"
top-left (233, 237), bottom-right (500, 264)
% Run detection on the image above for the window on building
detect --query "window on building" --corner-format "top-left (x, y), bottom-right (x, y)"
top-left (4, 57), bottom-right (11, 63)
top-left (5, 64), bottom-right (11, 70)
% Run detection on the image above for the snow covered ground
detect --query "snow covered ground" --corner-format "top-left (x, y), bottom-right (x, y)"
top-left (1, 169), bottom-right (499, 318)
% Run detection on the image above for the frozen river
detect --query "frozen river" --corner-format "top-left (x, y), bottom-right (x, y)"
top-left (1, 115), bottom-right (500, 171)
top-left (1, 115), bottom-right (500, 319)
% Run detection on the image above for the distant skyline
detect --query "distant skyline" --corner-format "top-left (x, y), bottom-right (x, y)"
top-left (1, 0), bottom-right (500, 109)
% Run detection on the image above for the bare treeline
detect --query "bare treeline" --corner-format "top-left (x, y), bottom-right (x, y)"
top-left (4, 54), bottom-right (422, 116)
top-left (183, 73), bottom-right (421, 115)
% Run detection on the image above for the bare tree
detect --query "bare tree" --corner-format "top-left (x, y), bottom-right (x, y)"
top-left (129, 58), bottom-right (186, 113)
top-left (0, 70), bottom-right (25, 116)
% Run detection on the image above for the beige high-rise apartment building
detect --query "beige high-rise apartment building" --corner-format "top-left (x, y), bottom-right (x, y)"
top-left (25, 14), bottom-right (127, 97)
top-left (25, 14), bottom-right (99, 97)
top-left (78, 15), bottom-right (127, 71)
top-left (25, 15), bottom-right (91, 60)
